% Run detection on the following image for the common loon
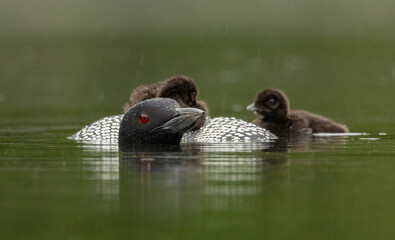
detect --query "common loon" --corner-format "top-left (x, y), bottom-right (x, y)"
top-left (70, 99), bottom-right (277, 145)
top-left (123, 75), bottom-right (209, 130)
top-left (247, 88), bottom-right (349, 137)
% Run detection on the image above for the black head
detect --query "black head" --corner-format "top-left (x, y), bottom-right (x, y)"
top-left (119, 98), bottom-right (204, 151)
top-left (247, 88), bottom-right (290, 121)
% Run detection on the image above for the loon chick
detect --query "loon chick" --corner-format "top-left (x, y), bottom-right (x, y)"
top-left (247, 88), bottom-right (349, 136)
top-left (118, 98), bottom-right (204, 151)
top-left (123, 76), bottom-right (209, 130)
top-left (122, 82), bottom-right (161, 112)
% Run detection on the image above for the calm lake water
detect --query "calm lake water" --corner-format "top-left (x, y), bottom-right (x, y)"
top-left (1, 32), bottom-right (395, 239)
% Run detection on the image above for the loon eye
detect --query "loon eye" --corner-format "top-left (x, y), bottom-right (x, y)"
top-left (140, 114), bottom-right (149, 124)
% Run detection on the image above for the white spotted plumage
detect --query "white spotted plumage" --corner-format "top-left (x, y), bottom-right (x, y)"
top-left (69, 115), bottom-right (123, 144)
top-left (69, 116), bottom-right (277, 144)
top-left (181, 117), bottom-right (276, 143)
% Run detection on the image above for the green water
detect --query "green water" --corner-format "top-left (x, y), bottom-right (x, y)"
top-left (1, 30), bottom-right (395, 239)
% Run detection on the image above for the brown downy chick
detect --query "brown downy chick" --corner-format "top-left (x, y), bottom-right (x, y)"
top-left (247, 88), bottom-right (348, 137)
top-left (123, 75), bottom-right (209, 130)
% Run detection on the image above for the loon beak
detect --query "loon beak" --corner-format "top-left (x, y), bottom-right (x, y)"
top-left (151, 107), bottom-right (204, 134)
top-left (247, 103), bottom-right (259, 112)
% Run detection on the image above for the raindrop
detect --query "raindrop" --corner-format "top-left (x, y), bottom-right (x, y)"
top-left (359, 138), bottom-right (380, 141)
top-left (140, 54), bottom-right (145, 67)
top-left (231, 104), bottom-right (242, 112)
top-left (257, 47), bottom-right (261, 60)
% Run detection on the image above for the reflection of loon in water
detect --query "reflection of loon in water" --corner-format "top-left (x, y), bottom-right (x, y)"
top-left (69, 98), bottom-right (278, 148)
top-left (120, 143), bottom-right (289, 171)
top-left (118, 146), bottom-right (290, 213)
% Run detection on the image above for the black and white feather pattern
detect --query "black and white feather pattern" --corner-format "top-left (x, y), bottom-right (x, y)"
top-left (181, 117), bottom-right (277, 143)
top-left (69, 115), bottom-right (277, 144)
top-left (69, 115), bottom-right (123, 144)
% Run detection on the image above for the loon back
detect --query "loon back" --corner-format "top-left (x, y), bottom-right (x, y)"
top-left (69, 116), bottom-right (277, 145)
top-left (182, 117), bottom-right (277, 143)
top-left (69, 114), bottom-right (123, 143)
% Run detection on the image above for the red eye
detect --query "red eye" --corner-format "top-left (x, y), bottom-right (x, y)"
top-left (140, 114), bottom-right (149, 124)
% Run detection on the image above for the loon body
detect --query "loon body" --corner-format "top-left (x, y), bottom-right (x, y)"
top-left (70, 100), bottom-right (277, 145)
top-left (70, 115), bottom-right (277, 144)
top-left (181, 117), bottom-right (275, 143)
top-left (70, 77), bottom-right (278, 146)
top-left (70, 115), bottom-right (123, 143)
top-left (247, 88), bottom-right (348, 136)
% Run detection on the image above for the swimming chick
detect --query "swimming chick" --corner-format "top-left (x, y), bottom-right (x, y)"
top-left (247, 88), bottom-right (349, 137)
top-left (123, 75), bottom-right (209, 130)
top-left (69, 99), bottom-right (277, 145)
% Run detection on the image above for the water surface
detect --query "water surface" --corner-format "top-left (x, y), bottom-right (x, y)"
top-left (1, 33), bottom-right (395, 239)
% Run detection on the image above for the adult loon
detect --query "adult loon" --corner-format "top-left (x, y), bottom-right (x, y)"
top-left (70, 99), bottom-right (277, 145)
top-left (247, 88), bottom-right (349, 137)
top-left (123, 75), bottom-right (209, 130)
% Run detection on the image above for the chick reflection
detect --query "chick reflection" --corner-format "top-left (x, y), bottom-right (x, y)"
top-left (272, 133), bottom-right (352, 152)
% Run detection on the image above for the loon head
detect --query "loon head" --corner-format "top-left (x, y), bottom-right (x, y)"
top-left (123, 76), bottom-right (209, 129)
top-left (247, 88), bottom-right (290, 122)
top-left (119, 98), bottom-right (204, 151)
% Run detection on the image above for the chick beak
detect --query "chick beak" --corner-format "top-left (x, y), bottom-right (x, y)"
top-left (246, 103), bottom-right (259, 112)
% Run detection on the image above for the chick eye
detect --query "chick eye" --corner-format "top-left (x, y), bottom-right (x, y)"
top-left (268, 98), bottom-right (276, 105)
top-left (140, 114), bottom-right (149, 124)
